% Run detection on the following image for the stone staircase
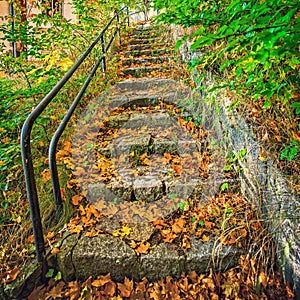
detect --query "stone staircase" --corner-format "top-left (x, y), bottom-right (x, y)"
top-left (120, 22), bottom-right (175, 77)
top-left (56, 22), bottom-right (242, 283)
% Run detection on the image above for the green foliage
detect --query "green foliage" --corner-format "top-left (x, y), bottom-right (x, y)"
top-left (154, 0), bottom-right (299, 161)
top-left (280, 139), bottom-right (299, 161)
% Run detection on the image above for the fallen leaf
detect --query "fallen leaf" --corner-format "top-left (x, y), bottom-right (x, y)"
top-left (92, 273), bottom-right (112, 287)
top-left (136, 242), bottom-right (150, 254)
top-left (172, 218), bottom-right (186, 234)
top-left (3, 266), bottom-right (20, 284)
top-left (72, 195), bottom-right (83, 206)
top-left (51, 247), bottom-right (60, 254)
top-left (117, 277), bottom-right (133, 297)
top-left (202, 234), bottom-right (210, 242)
top-left (103, 280), bottom-right (117, 296)
top-left (66, 281), bottom-right (80, 300)
top-left (41, 169), bottom-right (51, 183)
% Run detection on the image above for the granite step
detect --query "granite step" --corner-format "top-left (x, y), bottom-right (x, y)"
top-left (122, 56), bottom-right (174, 67)
top-left (127, 43), bottom-right (168, 51)
top-left (128, 37), bottom-right (160, 45)
top-left (121, 65), bottom-right (173, 76)
top-left (57, 233), bottom-right (242, 282)
top-left (124, 48), bottom-right (172, 57)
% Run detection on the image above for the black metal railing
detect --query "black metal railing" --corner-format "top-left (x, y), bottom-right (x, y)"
top-left (20, 6), bottom-right (145, 275)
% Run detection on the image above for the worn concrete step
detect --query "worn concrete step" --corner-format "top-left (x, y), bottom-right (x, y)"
top-left (122, 56), bottom-right (174, 67)
top-left (107, 78), bottom-right (191, 109)
top-left (57, 233), bottom-right (242, 282)
top-left (128, 37), bottom-right (160, 46)
top-left (131, 31), bottom-right (160, 39)
top-left (128, 43), bottom-right (168, 51)
top-left (134, 25), bottom-right (160, 32)
top-left (124, 48), bottom-right (172, 57)
top-left (121, 65), bottom-right (174, 76)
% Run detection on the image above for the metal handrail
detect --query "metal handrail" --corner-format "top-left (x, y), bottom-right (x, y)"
top-left (20, 6), bottom-right (131, 274)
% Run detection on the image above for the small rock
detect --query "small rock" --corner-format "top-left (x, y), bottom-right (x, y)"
top-left (154, 137), bottom-right (178, 155)
top-left (133, 176), bottom-right (164, 202)
top-left (106, 113), bottom-right (130, 128)
top-left (127, 222), bottom-right (155, 241)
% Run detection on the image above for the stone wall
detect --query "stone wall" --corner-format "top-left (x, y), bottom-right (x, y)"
top-left (172, 25), bottom-right (300, 297)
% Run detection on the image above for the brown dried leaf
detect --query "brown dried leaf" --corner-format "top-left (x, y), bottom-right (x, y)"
top-left (103, 281), bottom-right (116, 296)
top-left (117, 277), bottom-right (133, 297)
top-left (66, 281), bottom-right (80, 300)
top-left (3, 266), bottom-right (20, 284)
top-left (92, 273), bottom-right (112, 288)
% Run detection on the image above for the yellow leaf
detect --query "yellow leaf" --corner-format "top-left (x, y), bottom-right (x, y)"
top-left (58, 57), bottom-right (74, 71)
top-left (112, 226), bottom-right (131, 237)
top-left (202, 234), bottom-right (210, 242)
top-left (258, 271), bottom-right (268, 288)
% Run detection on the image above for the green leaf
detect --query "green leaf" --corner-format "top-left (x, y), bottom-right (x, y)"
top-left (223, 164), bottom-right (233, 171)
top-left (263, 101), bottom-right (271, 108)
top-left (55, 271), bottom-right (62, 281)
top-left (280, 146), bottom-right (289, 160)
top-left (199, 220), bottom-right (205, 227)
top-left (221, 182), bottom-right (229, 191)
top-left (45, 268), bottom-right (55, 278)
top-left (287, 145), bottom-right (298, 161)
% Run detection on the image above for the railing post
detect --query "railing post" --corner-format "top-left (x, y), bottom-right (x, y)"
top-left (100, 35), bottom-right (106, 73)
top-left (21, 120), bottom-right (48, 279)
top-left (116, 12), bottom-right (121, 45)
top-left (127, 6), bottom-right (130, 26)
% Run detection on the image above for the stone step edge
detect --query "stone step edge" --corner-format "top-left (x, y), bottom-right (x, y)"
top-left (122, 56), bottom-right (174, 67)
top-left (56, 233), bottom-right (242, 282)
top-left (121, 65), bottom-right (175, 76)
top-left (124, 49), bottom-right (173, 58)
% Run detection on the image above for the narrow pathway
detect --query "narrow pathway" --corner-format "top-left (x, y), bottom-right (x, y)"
top-left (58, 21), bottom-right (245, 282)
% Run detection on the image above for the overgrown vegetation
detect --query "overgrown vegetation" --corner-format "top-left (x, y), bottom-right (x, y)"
top-left (154, 0), bottom-right (300, 185)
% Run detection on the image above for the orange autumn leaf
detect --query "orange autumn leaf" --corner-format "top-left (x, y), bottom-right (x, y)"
top-left (69, 225), bottom-right (83, 234)
top-left (117, 277), bottom-right (133, 297)
top-left (46, 231), bottom-right (55, 240)
top-left (162, 230), bottom-right (177, 243)
top-left (103, 281), bottom-right (117, 296)
top-left (51, 247), bottom-right (60, 254)
top-left (26, 234), bottom-right (34, 243)
top-left (136, 242), bottom-right (150, 254)
top-left (91, 273), bottom-right (112, 287)
top-left (41, 169), bottom-right (51, 183)
top-left (3, 266), bottom-right (20, 284)
top-left (72, 195), bottom-right (83, 206)
top-left (172, 164), bottom-right (182, 175)
top-left (152, 219), bottom-right (168, 229)
top-left (164, 152), bottom-right (172, 163)
top-left (172, 218), bottom-right (186, 234)
top-left (66, 281), bottom-right (80, 300)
